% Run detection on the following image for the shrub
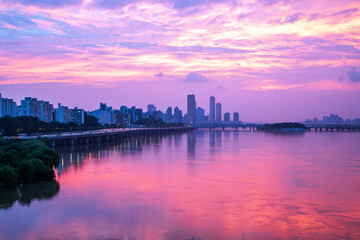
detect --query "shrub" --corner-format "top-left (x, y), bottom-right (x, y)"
top-left (29, 159), bottom-right (55, 181)
top-left (0, 165), bottom-right (18, 187)
top-left (19, 160), bottom-right (36, 182)
top-left (0, 139), bottom-right (59, 187)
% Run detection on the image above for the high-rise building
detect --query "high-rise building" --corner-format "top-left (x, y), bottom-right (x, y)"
top-left (209, 96), bottom-right (215, 122)
top-left (55, 103), bottom-right (72, 123)
top-left (196, 107), bottom-right (205, 123)
top-left (100, 103), bottom-right (109, 111)
top-left (166, 107), bottom-right (172, 123)
top-left (42, 101), bottom-right (54, 123)
top-left (21, 97), bottom-right (52, 122)
top-left (147, 104), bottom-right (156, 114)
top-left (216, 103), bottom-right (222, 122)
top-left (173, 106), bottom-right (181, 123)
top-left (129, 106), bottom-right (136, 124)
top-left (21, 97), bottom-right (36, 117)
top-left (113, 106), bottom-right (130, 125)
top-left (0, 94), bottom-right (19, 118)
top-left (92, 109), bottom-right (111, 125)
top-left (135, 108), bottom-right (143, 123)
top-left (224, 112), bottom-right (230, 122)
top-left (72, 107), bottom-right (84, 125)
top-left (233, 112), bottom-right (239, 122)
top-left (187, 94), bottom-right (196, 124)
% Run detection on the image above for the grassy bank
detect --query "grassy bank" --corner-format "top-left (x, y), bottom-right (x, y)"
top-left (0, 139), bottom-right (60, 187)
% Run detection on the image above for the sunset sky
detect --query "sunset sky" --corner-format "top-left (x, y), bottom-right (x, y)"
top-left (1, 0), bottom-right (360, 122)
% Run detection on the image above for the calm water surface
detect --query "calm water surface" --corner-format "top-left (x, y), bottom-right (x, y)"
top-left (1, 130), bottom-right (360, 240)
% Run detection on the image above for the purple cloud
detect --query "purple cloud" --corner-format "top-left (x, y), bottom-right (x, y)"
top-left (154, 72), bottom-right (164, 78)
top-left (331, 8), bottom-right (358, 17)
top-left (317, 45), bottom-right (360, 54)
top-left (347, 67), bottom-right (360, 83)
top-left (91, 0), bottom-right (235, 10)
top-left (284, 12), bottom-right (303, 23)
top-left (4, 0), bottom-right (82, 8)
top-left (184, 72), bottom-right (208, 83)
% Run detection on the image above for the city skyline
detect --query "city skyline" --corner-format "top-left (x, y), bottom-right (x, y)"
top-left (1, 91), bottom-right (359, 124)
top-left (1, 0), bottom-right (360, 122)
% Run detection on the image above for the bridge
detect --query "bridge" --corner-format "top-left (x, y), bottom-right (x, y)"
top-left (304, 124), bottom-right (360, 132)
top-left (193, 123), bottom-right (264, 130)
top-left (10, 127), bottom-right (195, 147)
top-left (193, 122), bottom-right (360, 132)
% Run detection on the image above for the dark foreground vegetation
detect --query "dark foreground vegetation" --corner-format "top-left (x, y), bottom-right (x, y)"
top-left (135, 118), bottom-right (184, 128)
top-left (0, 139), bottom-right (60, 187)
top-left (262, 122), bottom-right (308, 131)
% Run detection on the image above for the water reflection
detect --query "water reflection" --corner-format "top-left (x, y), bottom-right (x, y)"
top-left (56, 133), bottom-right (187, 176)
top-left (187, 131), bottom-right (196, 159)
top-left (0, 180), bottom-right (60, 210)
top-left (1, 130), bottom-right (360, 240)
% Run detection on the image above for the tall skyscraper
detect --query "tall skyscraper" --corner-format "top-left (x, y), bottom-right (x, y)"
top-left (166, 107), bottom-right (172, 123)
top-left (216, 103), bottom-right (222, 122)
top-left (147, 104), bottom-right (156, 114)
top-left (224, 112), bottom-right (230, 122)
top-left (196, 107), bottom-right (205, 123)
top-left (233, 112), bottom-right (239, 122)
top-left (173, 106), bottom-right (181, 123)
top-left (209, 96), bottom-right (215, 122)
top-left (187, 94), bottom-right (196, 124)
top-left (129, 106), bottom-right (136, 124)
top-left (135, 108), bottom-right (143, 122)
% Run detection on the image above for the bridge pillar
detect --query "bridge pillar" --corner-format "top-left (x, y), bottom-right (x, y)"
top-left (85, 138), bottom-right (89, 144)
top-left (68, 139), bottom-right (75, 146)
top-left (320, 127), bottom-right (322, 131)
top-left (50, 140), bottom-right (56, 148)
top-left (222, 127), bottom-right (225, 131)
top-left (96, 136), bottom-right (101, 143)
top-left (111, 135), bottom-right (115, 141)
top-left (104, 136), bottom-right (109, 142)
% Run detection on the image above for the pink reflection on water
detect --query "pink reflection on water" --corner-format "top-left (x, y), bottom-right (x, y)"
top-left (1, 131), bottom-right (360, 240)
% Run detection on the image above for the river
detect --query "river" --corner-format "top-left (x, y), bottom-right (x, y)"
top-left (1, 130), bottom-right (360, 240)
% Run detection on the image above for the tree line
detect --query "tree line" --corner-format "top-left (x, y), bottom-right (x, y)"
top-left (0, 114), bottom-right (185, 137)
top-left (0, 114), bottom-right (103, 136)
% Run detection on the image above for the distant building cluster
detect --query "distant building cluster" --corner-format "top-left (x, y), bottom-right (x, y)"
top-left (0, 92), bottom-right (243, 126)
top-left (0, 93), bottom-right (84, 125)
top-left (305, 114), bottom-right (360, 124)
top-left (186, 94), bottom-right (240, 124)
